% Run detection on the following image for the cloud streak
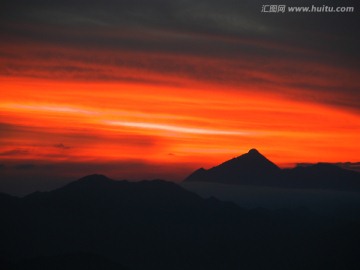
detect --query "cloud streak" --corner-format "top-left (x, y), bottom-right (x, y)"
top-left (105, 121), bottom-right (253, 136)
top-left (0, 0), bottom-right (359, 193)
top-left (0, 0), bottom-right (359, 111)
top-left (0, 149), bottom-right (30, 156)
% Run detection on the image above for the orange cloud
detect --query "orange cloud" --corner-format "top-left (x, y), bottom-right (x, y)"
top-left (1, 77), bottom-right (359, 177)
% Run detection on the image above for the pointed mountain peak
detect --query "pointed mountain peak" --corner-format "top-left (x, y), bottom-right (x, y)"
top-left (243, 148), bottom-right (265, 159)
top-left (184, 148), bottom-right (280, 184)
top-left (221, 148), bottom-right (279, 170)
top-left (242, 148), bottom-right (269, 160)
top-left (248, 148), bottom-right (260, 155)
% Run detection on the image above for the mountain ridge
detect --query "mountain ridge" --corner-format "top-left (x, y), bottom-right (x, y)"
top-left (1, 174), bottom-right (360, 270)
top-left (184, 149), bottom-right (360, 191)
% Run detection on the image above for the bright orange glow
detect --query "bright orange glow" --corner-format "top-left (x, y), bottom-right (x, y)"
top-left (1, 75), bottom-right (359, 181)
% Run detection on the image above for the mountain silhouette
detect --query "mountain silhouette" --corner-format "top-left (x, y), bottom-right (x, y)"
top-left (0, 175), bottom-right (244, 270)
top-left (185, 149), bottom-right (360, 191)
top-left (1, 174), bottom-right (360, 270)
top-left (282, 163), bottom-right (360, 190)
top-left (185, 149), bottom-right (281, 185)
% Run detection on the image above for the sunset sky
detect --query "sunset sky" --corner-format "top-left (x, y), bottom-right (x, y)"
top-left (1, 0), bottom-right (359, 194)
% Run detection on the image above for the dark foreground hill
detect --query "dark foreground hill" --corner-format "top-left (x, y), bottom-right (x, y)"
top-left (185, 149), bottom-right (360, 191)
top-left (1, 174), bottom-right (360, 270)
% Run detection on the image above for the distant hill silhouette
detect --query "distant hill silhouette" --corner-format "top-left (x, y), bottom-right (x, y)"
top-left (1, 174), bottom-right (360, 270)
top-left (185, 149), bottom-right (360, 191)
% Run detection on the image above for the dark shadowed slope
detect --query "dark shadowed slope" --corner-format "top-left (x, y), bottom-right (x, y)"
top-left (0, 175), bottom-right (243, 270)
top-left (185, 149), bottom-right (360, 191)
top-left (1, 174), bottom-right (360, 270)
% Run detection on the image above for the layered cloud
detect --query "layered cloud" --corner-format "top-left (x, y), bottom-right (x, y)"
top-left (1, 0), bottom-right (359, 111)
top-left (0, 1), bottom-right (359, 194)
